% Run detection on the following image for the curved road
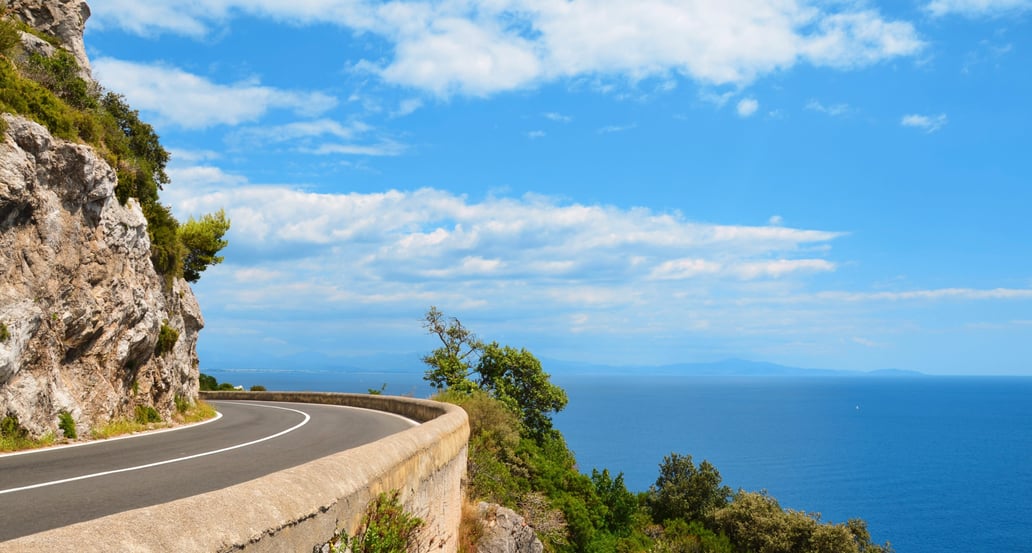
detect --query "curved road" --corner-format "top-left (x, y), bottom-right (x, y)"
top-left (0, 400), bottom-right (416, 542)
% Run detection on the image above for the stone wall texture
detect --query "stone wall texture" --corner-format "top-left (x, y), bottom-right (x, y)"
top-left (1, 393), bottom-right (470, 553)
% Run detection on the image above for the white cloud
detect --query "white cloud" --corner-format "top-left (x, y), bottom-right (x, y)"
top-left (901, 113), bottom-right (948, 133)
top-left (769, 215), bottom-right (784, 226)
top-left (737, 98), bottom-right (759, 117)
top-left (926, 0), bottom-right (1032, 17)
top-left (527, 130), bottom-right (546, 139)
top-left (597, 123), bottom-right (637, 134)
top-left (544, 112), bottom-right (572, 123)
top-left (806, 99), bottom-right (851, 116)
top-left (92, 58), bottom-right (337, 129)
top-left (90, 0), bottom-right (924, 98)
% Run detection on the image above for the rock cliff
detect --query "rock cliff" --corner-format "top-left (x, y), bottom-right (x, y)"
top-left (5, 0), bottom-right (91, 75)
top-left (0, 0), bottom-right (202, 437)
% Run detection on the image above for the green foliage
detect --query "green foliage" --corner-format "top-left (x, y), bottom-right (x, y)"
top-left (217, 382), bottom-right (237, 391)
top-left (174, 394), bottom-right (191, 414)
top-left (0, 321), bottom-right (9, 342)
top-left (0, 56), bottom-right (83, 140)
top-left (178, 209), bottom-right (230, 282)
top-left (250, 385), bottom-right (267, 392)
top-left (134, 405), bottom-right (161, 424)
top-left (654, 519), bottom-right (733, 553)
top-left (423, 307), bottom-right (567, 437)
top-left (199, 373), bottom-right (218, 391)
top-left (422, 306), bottom-right (481, 391)
top-left (26, 51), bottom-right (96, 110)
top-left (712, 491), bottom-right (893, 553)
top-left (1, 414), bottom-right (27, 440)
top-left (649, 453), bottom-right (732, 525)
top-left (0, 18), bottom-right (19, 55)
top-left (57, 411), bottom-right (76, 439)
top-left (154, 322), bottom-right (179, 356)
top-left (368, 383), bottom-right (387, 395)
top-left (330, 490), bottom-right (425, 553)
top-left (478, 342), bottom-right (568, 437)
top-left (0, 28), bottom-right (229, 281)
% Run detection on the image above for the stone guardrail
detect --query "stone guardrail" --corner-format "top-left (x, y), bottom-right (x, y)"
top-left (4, 392), bottom-right (470, 552)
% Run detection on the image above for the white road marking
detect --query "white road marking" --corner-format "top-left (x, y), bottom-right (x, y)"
top-left (0, 403), bottom-right (310, 496)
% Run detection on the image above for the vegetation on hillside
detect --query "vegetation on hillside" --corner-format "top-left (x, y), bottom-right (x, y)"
top-left (425, 307), bottom-right (893, 553)
top-left (0, 14), bottom-right (229, 283)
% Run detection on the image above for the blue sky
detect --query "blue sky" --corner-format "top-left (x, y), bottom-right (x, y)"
top-left (83, 0), bottom-right (1032, 375)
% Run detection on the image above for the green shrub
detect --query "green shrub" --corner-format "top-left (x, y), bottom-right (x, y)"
top-left (216, 382), bottom-right (237, 391)
top-left (1, 414), bottom-right (27, 439)
top-left (0, 18), bottom-right (19, 55)
top-left (134, 405), bottom-right (161, 424)
top-left (330, 491), bottom-right (425, 553)
top-left (174, 394), bottom-right (191, 414)
top-left (154, 322), bottom-right (179, 356)
top-left (58, 411), bottom-right (76, 439)
top-left (249, 385), bottom-right (267, 392)
top-left (199, 373), bottom-right (217, 391)
top-left (0, 321), bottom-right (9, 342)
top-left (0, 26), bottom-right (229, 282)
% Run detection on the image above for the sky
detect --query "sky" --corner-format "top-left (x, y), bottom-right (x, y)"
top-left (82, 0), bottom-right (1032, 375)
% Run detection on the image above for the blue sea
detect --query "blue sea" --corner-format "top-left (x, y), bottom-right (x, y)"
top-left (211, 368), bottom-right (1032, 553)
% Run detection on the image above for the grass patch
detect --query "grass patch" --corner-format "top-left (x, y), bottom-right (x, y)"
top-left (1, 414), bottom-right (56, 452)
top-left (0, 321), bottom-right (9, 342)
top-left (329, 490), bottom-right (426, 553)
top-left (92, 399), bottom-right (216, 439)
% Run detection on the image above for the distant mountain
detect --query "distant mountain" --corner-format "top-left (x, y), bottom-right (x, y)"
top-left (205, 350), bottom-right (924, 379)
top-left (542, 357), bottom-right (925, 378)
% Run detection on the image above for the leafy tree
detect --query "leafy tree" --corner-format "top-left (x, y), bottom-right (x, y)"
top-left (199, 373), bottom-right (217, 391)
top-left (178, 209), bottom-right (230, 282)
top-left (649, 453), bottom-right (731, 524)
top-left (591, 468), bottom-right (639, 536)
top-left (422, 307), bottom-right (567, 437)
top-left (478, 342), bottom-right (568, 436)
top-left (422, 306), bottom-right (481, 391)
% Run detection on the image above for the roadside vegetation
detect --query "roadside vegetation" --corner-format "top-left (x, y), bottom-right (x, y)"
top-left (328, 491), bottom-right (427, 553)
top-left (424, 307), bottom-right (893, 553)
top-left (199, 372), bottom-right (266, 392)
top-left (0, 13), bottom-right (229, 284)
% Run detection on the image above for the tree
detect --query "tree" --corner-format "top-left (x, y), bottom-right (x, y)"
top-left (649, 453), bottom-right (731, 524)
top-left (421, 307), bottom-right (568, 435)
top-left (422, 306), bottom-right (481, 391)
top-left (478, 342), bottom-right (568, 436)
top-left (178, 209), bottom-right (230, 282)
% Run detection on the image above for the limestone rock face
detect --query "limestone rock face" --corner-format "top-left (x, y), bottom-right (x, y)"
top-left (0, 114), bottom-right (202, 436)
top-left (7, 0), bottom-right (92, 75)
top-left (476, 503), bottom-right (545, 553)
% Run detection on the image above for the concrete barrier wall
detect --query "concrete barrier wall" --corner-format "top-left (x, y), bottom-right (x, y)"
top-left (5, 392), bottom-right (469, 553)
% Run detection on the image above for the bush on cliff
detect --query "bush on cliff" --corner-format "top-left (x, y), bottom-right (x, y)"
top-left (428, 309), bottom-right (893, 553)
top-left (0, 16), bottom-right (229, 284)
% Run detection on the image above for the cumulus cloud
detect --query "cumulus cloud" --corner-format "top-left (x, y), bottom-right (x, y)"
top-left (90, 0), bottom-right (924, 98)
top-left (92, 58), bottom-right (337, 129)
top-left (162, 169), bottom-right (845, 319)
top-left (926, 0), bottom-right (1032, 17)
top-left (737, 98), bottom-right (759, 117)
top-left (901, 113), bottom-right (949, 133)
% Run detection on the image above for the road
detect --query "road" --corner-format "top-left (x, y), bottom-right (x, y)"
top-left (0, 400), bottom-right (416, 542)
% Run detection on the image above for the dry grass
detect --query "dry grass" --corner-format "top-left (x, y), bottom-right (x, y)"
top-left (458, 498), bottom-right (486, 553)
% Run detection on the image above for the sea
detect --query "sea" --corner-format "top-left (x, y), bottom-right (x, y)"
top-left (209, 368), bottom-right (1032, 553)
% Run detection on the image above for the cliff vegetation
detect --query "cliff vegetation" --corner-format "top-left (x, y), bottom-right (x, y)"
top-left (424, 308), bottom-right (893, 553)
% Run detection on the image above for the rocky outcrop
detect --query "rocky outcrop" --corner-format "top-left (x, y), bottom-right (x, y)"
top-left (0, 114), bottom-right (201, 436)
top-left (477, 503), bottom-right (544, 553)
top-left (6, 0), bottom-right (92, 75)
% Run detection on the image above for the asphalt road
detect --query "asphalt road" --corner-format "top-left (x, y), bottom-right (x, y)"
top-left (0, 400), bottom-right (416, 542)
